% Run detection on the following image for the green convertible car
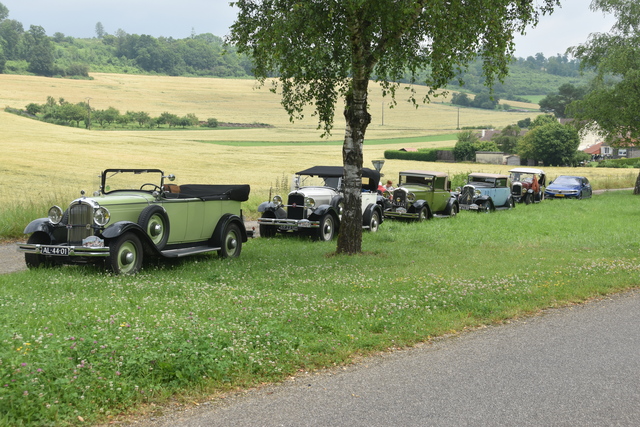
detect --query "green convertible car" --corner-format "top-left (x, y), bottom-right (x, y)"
top-left (17, 169), bottom-right (250, 274)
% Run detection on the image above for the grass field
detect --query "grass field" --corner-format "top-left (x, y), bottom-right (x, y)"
top-left (1, 73), bottom-right (637, 220)
top-left (1, 192), bottom-right (639, 425)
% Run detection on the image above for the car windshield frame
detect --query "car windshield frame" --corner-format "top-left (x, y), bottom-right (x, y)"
top-left (101, 169), bottom-right (165, 194)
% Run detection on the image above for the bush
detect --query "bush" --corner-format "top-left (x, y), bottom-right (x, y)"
top-left (384, 147), bottom-right (452, 162)
top-left (203, 117), bottom-right (219, 128)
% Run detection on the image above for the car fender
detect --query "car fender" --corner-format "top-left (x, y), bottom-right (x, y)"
top-left (362, 203), bottom-right (383, 226)
top-left (101, 221), bottom-right (162, 255)
top-left (23, 218), bottom-right (53, 235)
top-left (258, 202), bottom-right (287, 218)
top-left (445, 197), bottom-right (459, 215)
top-left (309, 204), bottom-right (336, 218)
top-left (411, 200), bottom-right (428, 212)
top-left (211, 214), bottom-right (248, 247)
top-left (474, 195), bottom-right (492, 204)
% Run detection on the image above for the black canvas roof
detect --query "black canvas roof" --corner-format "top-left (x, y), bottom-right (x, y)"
top-left (296, 166), bottom-right (380, 192)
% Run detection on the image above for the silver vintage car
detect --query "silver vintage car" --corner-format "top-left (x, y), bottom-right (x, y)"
top-left (257, 166), bottom-right (384, 241)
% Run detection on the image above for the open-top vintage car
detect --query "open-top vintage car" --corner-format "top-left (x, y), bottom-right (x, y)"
top-left (257, 166), bottom-right (384, 241)
top-left (382, 170), bottom-right (459, 220)
top-left (458, 173), bottom-right (514, 212)
top-left (17, 169), bottom-right (250, 274)
top-left (509, 167), bottom-right (546, 204)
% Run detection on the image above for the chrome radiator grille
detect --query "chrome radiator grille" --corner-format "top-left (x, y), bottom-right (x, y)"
top-left (511, 184), bottom-right (522, 196)
top-left (287, 193), bottom-right (305, 220)
top-left (393, 189), bottom-right (406, 208)
top-left (459, 186), bottom-right (475, 205)
top-left (67, 201), bottom-right (93, 245)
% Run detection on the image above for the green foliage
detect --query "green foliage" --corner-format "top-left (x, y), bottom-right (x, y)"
top-left (203, 118), bottom-right (219, 128)
top-left (492, 124), bottom-right (521, 154)
top-left (567, 0), bottom-right (640, 145)
top-left (518, 119), bottom-right (580, 166)
top-left (2, 193), bottom-right (640, 424)
top-left (453, 130), bottom-right (480, 161)
top-left (538, 83), bottom-right (587, 118)
top-left (384, 147), bottom-right (453, 162)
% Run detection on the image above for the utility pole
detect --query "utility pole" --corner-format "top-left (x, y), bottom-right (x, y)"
top-left (85, 97), bottom-right (92, 129)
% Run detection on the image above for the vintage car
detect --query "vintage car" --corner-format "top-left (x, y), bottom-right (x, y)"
top-left (17, 169), bottom-right (250, 274)
top-left (458, 173), bottom-right (514, 212)
top-left (382, 170), bottom-right (459, 220)
top-left (544, 175), bottom-right (592, 199)
top-left (509, 167), bottom-right (546, 204)
top-left (257, 166), bottom-right (384, 241)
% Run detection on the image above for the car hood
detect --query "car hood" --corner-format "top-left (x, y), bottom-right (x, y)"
top-left (290, 187), bottom-right (340, 206)
top-left (76, 192), bottom-right (156, 208)
top-left (547, 183), bottom-right (581, 191)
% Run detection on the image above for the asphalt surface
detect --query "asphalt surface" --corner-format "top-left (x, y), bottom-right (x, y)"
top-left (133, 290), bottom-right (640, 427)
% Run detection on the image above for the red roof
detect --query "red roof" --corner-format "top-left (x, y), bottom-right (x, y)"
top-left (583, 142), bottom-right (603, 155)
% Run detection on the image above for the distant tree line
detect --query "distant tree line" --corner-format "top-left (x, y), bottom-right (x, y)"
top-left (13, 96), bottom-right (219, 129)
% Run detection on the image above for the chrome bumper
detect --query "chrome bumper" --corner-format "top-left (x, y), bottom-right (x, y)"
top-left (17, 243), bottom-right (111, 257)
top-left (257, 218), bottom-right (320, 229)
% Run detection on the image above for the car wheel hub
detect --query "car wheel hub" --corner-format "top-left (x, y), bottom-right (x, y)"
top-left (151, 223), bottom-right (162, 237)
top-left (120, 250), bottom-right (134, 265)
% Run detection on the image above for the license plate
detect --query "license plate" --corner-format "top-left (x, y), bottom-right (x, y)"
top-left (40, 246), bottom-right (69, 256)
top-left (556, 194), bottom-right (565, 198)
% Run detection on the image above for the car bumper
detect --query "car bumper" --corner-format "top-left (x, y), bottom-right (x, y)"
top-left (545, 192), bottom-right (579, 199)
top-left (17, 243), bottom-right (111, 257)
top-left (384, 210), bottom-right (419, 219)
top-left (257, 218), bottom-right (320, 230)
top-left (459, 203), bottom-right (480, 211)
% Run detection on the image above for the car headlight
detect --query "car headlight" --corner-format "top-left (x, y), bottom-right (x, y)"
top-left (273, 195), bottom-right (283, 207)
top-left (94, 206), bottom-right (111, 227)
top-left (48, 206), bottom-right (64, 225)
top-left (305, 197), bottom-right (316, 208)
top-left (475, 189), bottom-right (482, 196)
top-left (407, 192), bottom-right (416, 202)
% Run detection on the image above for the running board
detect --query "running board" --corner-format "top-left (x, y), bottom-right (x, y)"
top-left (160, 245), bottom-right (220, 258)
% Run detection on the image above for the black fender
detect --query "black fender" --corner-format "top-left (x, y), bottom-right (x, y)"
top-left (309, 204), bottom-right (337, 218)
top-left (258, 202), bottom-right (287, 219)
top-left (330, 195), bottom-right (344, 212)
top-left (211, 214), bottom-right (248, 248)
top-left (362, 203), bottom-right (384, 226)
top-left (23, 218), bottom-right (54, 235)
top-left (101, 221), bottom-right (162, 256)
top-left (445, 197), bottom-right (459, 215)
top-left (474, 195), bottom-right (492, 204)
top-left (410, 200), bottom-right (432, 219)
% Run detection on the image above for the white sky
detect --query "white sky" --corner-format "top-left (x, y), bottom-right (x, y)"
top-left (1, 0), bottom-right (617, 59)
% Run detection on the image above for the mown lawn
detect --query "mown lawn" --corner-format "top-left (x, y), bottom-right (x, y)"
top-left (1, 191), bottom-right (639, 426)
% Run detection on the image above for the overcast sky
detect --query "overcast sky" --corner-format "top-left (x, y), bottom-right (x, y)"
top-left (1, 0), bottom-right (617, 59)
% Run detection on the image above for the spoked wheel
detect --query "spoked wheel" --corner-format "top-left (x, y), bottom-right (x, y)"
top-left (315, 214), bottom-right (336, 241)
top-left (218, 223), bottom-right (242, 258)
top-left (449, 204), bottom-right (459, 217)
top-left (109, 232), bottom-right (143, 275)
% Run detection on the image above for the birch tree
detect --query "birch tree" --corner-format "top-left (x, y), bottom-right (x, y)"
top-left (229, 0), bottom-right (558, 254)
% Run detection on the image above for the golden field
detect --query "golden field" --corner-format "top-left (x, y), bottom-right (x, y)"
top-left (1, 73), bottom-right (636, 214)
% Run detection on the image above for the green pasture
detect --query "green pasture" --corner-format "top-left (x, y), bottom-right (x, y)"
top-left (1, 192), bottom-right (639, 426)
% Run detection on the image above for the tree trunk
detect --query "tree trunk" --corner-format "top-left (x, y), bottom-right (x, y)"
top-left (337, 80), bottom-right (371, 255)
top-left (634, 171), bottom-right (640, 195)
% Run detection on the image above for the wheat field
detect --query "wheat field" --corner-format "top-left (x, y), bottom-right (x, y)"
top-left (1, 73), bottom-right (635, 210)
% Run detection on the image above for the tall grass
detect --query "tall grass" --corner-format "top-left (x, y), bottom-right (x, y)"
top-left (1, 192), bottom-right (639, 425)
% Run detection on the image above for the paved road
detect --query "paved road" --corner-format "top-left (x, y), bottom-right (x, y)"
top-left (134, 290), bottom-right (640, 427)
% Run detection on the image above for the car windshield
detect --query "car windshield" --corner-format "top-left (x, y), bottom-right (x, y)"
top-left (554, 176), bottom-right (581, 186)
top-left (297, 174), bottom-right (341, 189)
top-left (469, 177), bottom-right (496, 186)
top-left (401, 175), bottom-right (433, 186)
top-left (103, 170), bottom-right (164, 193)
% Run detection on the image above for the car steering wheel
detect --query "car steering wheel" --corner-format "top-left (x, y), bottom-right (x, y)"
top-left (140, 183), bottom-right (162, 192)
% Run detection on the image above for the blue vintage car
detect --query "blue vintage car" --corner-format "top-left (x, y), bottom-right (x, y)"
top-left (544, 175), bottom-right (592, 199)
top-left (458, 173), bottom-right (514, 212)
